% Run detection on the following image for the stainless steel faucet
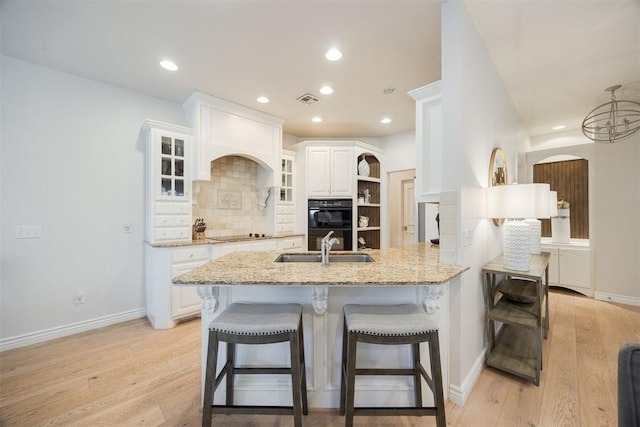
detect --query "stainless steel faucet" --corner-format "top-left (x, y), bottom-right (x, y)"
top-left (321, 231), bottom-right (339, 265)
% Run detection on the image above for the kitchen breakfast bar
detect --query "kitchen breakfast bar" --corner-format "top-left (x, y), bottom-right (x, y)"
top-left (173, 242), bottom-right (468, 408)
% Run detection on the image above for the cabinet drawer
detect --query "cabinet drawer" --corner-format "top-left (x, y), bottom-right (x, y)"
top-left (278, 237), bottom-right (303, 251)
top-left (154, 228), bottom-right (174, 241)
top-left (154, 227), bottom-right (192, 242)
top-left (174, 203), bottom-right (191, 215)
top-left (171, 246), bottom-right (210, 264)
top-left (277, 205), bottom-right (295, 215)
top-left (173, 227), bottom-right (191, 240)
top-left (155, 203), bottom-right (174, 214)
top-left (276, 214), bottom-right (295, 224)
top-left (173, 215), bottom-right (191, 227)
top-left (155, 203), bottom-right (191, 215)
top-left (276, 223), bottom-right (295, 233)
top-left (155, 215), bottom-right (173, 227)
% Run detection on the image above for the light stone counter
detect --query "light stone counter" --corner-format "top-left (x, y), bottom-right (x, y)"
top-left (173, 242), bottom-right (468, 287)
top-left (174, 242), bottom-right (468, 409)
top-left (148, 233), bottom-right (304, 248)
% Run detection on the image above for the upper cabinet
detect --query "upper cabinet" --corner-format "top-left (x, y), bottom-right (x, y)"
top-left (183, 92), bottom-right (284, 185)
top-left (280, 150), bottom-right (295, 204)
top-left (409, 81), bottom-right (442, 203)
top-left (276, 150), bottom-right (297, 234)
top-left (143, 120), bottom-right (193, 244)
top-left (306, 146), bottom-right (354, 197)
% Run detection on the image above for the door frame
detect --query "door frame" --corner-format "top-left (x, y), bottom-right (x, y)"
top-left (387, 169), bottom-right (415, 247)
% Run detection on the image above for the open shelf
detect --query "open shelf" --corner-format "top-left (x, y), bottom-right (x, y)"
top-left (356, 153), bottom-right (381, 250)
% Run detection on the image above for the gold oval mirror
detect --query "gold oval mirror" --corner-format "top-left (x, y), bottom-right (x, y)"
top-left (489, 147), bottom-right (509, 226)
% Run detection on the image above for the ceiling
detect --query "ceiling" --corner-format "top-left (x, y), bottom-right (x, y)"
top-left (1, 0), bottom-right (638, 140)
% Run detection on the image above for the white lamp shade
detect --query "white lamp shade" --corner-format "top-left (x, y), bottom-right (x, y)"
top-left (534, 183), bottom-right (551, 218)
top-left (549, 191), bottom-right (558, 217)
top-left (486, 183), bottom-right (550, 219)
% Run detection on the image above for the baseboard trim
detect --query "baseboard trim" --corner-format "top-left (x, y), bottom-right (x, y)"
top-left (449, 348), bottom-right (486, 406)
top-left (594, 292), bottom-right (640, 307)
top-left (0, 308), bottom-right (147, 352)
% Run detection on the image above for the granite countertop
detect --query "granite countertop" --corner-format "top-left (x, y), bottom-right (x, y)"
top-left (148, 233), bottom-right (304, 248)
top-left (173, 242), bottom-right (469, 287)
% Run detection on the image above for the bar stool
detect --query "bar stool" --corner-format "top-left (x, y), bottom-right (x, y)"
top-left (202, 303), bottom-right (308, 427)
top-left (339, 304), bottom-right (446, 427)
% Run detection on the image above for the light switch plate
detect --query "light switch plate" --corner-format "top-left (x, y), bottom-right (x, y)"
top-left (15, 225), bottom-right (42, 239)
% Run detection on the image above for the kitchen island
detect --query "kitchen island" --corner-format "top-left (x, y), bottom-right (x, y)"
top-left (174, 242), bottom-right (468, 408)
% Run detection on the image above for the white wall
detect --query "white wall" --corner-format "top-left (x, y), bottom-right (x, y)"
top-left (526, 134), bottom-right (640, 304)
top-left (593, 136), bottom-right (640, 301)
top-left (381, 130), bottom-right (415, 172)
top-left (440, 3), bottom-right (530, 400)
top-left (0, 56), bottom-right (186, 345)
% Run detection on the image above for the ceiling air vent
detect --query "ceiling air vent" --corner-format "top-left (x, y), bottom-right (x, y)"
top-left (296, 93), bottom-right (319, 105)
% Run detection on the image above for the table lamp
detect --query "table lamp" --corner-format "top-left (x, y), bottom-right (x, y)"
top-left (487, 183), bottom-right (550, 271)
top-left (523, 183), bottom-right (551, 254)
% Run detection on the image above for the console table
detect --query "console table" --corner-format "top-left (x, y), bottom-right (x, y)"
top-left (481, 253), bottom-right (550, 385)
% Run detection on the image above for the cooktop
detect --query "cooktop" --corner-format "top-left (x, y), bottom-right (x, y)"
top-left (206, 233), bottom-right (274, 243)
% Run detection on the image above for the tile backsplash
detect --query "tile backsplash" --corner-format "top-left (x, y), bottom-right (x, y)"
top-left (193, 156), bottom-right (267, 237)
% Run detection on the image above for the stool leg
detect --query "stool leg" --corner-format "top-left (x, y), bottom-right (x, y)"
top-left (339, 316), bottom-right (348, 416)
top-left (297, 317), bottom-right (309, 415)
top-left (226, 342), bottom-right (235, 406)
top-left (289, 330), bottom-right (303, 427)
top-left (428, 331), bottom-right (446, 427)
top-left (345, 331), bottom-right (358, 427)
top-left (412, 342), bottom-right (423, 408)
top-left (202, 330), bottom-right (219, 427)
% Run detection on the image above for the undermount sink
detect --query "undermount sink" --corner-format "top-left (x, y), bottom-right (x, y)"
top-left (274, 253), bottom-right (374, 263)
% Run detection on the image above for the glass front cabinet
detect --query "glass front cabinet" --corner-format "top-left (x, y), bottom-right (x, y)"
top-left (280, 152), bottom-right (294, 203)
top-left (144, 120), bottom-right (193, 244)
top-left (159, 135), bottom-right (186, 198)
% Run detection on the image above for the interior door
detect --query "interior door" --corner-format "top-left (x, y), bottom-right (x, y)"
top-left (401, 179), bottom-right (415, 245)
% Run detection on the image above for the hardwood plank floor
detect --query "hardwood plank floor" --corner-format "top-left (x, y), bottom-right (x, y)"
top-left (1, 289), bottom-right (638, 426)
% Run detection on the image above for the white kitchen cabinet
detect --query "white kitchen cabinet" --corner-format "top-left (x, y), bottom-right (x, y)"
top-left (276, 151), bottom-right (297, 234)
top-left (408, 81), bottom-right (442, 203)
top-left (306, 146), bottom-right (354, 197)
top-left (277, 236), bottom-right (304, 252)
top-left (276, 204), bottom-right (296, 234)
top-left (214, 239), bottom-right (279, 259)
top-left (541, 242), bottom-right (592, 296)
top-left (144, 120), bottom-right (193, 244)
top-left (280, 151), bottom-right (295, 203)
top-left (145, 244), bottom-right (210, 329)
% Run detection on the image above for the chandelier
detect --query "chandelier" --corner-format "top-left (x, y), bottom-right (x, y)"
top-left (581, 85), bottom-right (640, 143)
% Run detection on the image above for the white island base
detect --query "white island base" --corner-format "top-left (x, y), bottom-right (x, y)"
top-left (195, 283), bottom-right (451, 409)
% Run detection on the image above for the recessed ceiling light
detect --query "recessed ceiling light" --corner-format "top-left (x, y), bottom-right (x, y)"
top-left (312, 117), bottom-right (322, 123)
top-left (381, 117), bottom-right (392, 124)
top-left (325, 48), bottom-right (342, 61)
top-left (552, 124), bottom-right (566, 131)
top-left (257, 96), bottom-right (270, 104)
top-left (160, 60), bottom-right (178, 71)
top-left (319, 86), bottom-right (334, 95)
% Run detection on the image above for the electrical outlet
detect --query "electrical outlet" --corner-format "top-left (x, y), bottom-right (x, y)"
top-left (75, 290), bottom-right (86, 305)
top-left (15, 225), bottom-right (42, 239)
top-left (123, 223), bottom-right (132, 233)
top-left (463, 229), bottom-right (474, 247)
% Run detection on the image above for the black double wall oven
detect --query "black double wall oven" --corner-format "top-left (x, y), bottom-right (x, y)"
top-left (307, 199), bottom-right (353, 251)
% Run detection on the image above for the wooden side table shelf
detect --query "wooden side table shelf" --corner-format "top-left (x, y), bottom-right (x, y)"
top-left (481, 253), bottom-right (550, 385)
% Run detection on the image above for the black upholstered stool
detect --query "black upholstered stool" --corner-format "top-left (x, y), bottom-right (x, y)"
top-left (202, 303), bottom-right (308, 427)
top-left (339, 304), bottom-right (446, 427)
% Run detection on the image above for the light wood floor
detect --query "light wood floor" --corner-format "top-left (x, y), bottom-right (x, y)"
top-left (1, 289), bottom-right (639, 426)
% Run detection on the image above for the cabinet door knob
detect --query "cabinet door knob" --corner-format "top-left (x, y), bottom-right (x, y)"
top-left (403, 226), bottom-right (408, 231)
